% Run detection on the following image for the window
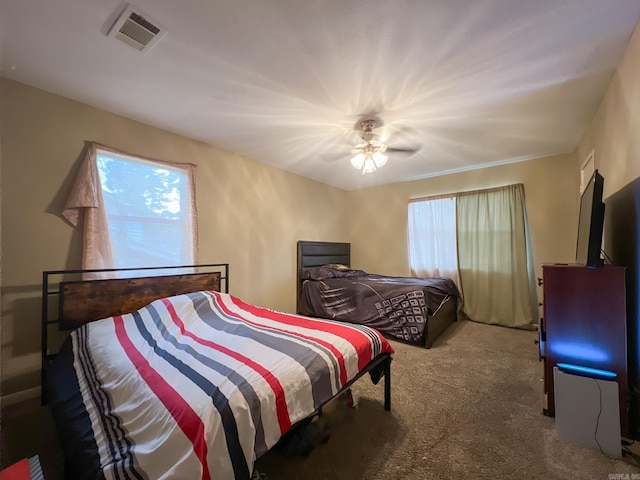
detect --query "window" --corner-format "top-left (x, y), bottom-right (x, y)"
top-left (407, 184), bottom-right (537, 329)
top-left (96, 148), bottom-right (196, 270)
top-left (407, 196), bottom-right (459, 287)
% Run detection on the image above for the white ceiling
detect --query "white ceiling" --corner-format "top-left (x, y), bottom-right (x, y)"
top-left (2, 1), bottom-right (640, 190)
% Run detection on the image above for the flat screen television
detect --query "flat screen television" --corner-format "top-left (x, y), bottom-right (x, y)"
top-left (576, 169), bottom-right (605, 268)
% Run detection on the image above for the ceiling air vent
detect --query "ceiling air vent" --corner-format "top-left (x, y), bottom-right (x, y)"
top-left (107, 5), bottom-right (167, 54)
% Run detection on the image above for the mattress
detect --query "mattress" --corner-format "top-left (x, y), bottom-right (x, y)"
top-left (300, 266), bottom-right (459, 344)
top-left (46, 290), bottom-right (394, 480)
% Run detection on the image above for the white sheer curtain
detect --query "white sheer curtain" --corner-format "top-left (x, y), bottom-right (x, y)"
top-left (408, 196), bottom-right (460, 287)
top-left (456, 184), bottom-right (537, 329)
top-left (62, 142), bottom-right (198, 278)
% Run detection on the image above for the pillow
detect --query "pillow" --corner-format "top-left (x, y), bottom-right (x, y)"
top-left (323, 263), bottom-right (350, 271)
top-left (304, 264), bottom-right (367, 281)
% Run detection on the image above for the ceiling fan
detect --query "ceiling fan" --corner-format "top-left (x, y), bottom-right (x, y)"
top-left (348, 119), bottom-right (420, 174)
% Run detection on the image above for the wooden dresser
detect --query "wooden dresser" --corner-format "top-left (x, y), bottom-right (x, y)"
top-left (539, 264), bottom-right (628, 435)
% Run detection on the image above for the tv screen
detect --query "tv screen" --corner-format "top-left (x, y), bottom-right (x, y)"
top-left (576, 170), bottom-right (605, 268)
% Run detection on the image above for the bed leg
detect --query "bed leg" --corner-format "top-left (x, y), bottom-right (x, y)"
top-left (384, 357), bottom-right (391, 411)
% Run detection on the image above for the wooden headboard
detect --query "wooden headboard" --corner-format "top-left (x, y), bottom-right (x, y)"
top-left (296, 241), bottom-right (350, 314)
top-left (42, 264), bottom-right (229, 400)
top-left (58, 271), bottom-right (222, 330)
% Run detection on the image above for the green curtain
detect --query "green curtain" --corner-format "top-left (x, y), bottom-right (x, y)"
top-left (456, 184), bottom-right (537, 329)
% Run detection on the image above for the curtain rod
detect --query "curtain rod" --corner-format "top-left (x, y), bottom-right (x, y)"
top-left (409, 183), bottom-right (523, 203)
top-left (89, 140), bottom-right (198, 169)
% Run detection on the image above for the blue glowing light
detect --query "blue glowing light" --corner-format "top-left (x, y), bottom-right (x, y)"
top-left (556, 363), bottom-right (617, 380)
top-left (548, 341), bottom-right (610, 363)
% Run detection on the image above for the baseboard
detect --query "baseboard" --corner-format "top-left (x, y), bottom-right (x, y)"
top-left (1, 386), bottom-right (41, 407)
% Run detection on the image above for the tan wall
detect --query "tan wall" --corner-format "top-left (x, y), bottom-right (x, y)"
top-left (0, 78), bottom-right (348, 395)
top-left (347, 153), bottom-right (579, 284)
top-left (577, 22), bottom-right (640, 194)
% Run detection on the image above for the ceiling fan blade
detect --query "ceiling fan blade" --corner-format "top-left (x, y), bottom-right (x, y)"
top-left (386, 145), bottom-right (422, 157)
top-left (378, 122), bottom-right (418, 141)
top-left (387, 146), bottom-right (420, 153)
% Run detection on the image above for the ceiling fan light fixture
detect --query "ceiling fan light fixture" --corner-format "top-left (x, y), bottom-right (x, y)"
top-left (373, 151), bottom-right (388, 168)
top-left (348, 119), bottom-right (394, 174)
top-left (362, 157), bottom-right (377, 174)
top-left (344, 118), bottom-right (418, 174)
top-left (350, 153), bottom-right (366, 169)
top-left (351, 149), bottom-right (388, 173)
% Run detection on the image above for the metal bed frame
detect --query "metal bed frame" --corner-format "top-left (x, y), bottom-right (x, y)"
top-left (41, 263), bottom-right (229, 403)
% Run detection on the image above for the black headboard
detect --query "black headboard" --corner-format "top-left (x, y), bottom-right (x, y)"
top-left (296, 241), bottom-right (350, 314)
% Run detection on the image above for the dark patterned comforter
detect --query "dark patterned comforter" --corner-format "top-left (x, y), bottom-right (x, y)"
top-left (300, 266), bottom-right (460, 344)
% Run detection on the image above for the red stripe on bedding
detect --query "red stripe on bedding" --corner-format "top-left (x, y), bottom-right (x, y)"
top-left (217, 292), bottom-right (391, 371)
top-left (113, 316), bottom-right (211, 480)
top-left (212, 292), bottom-right (350, 386)
top-left (160, 298), bottom-right (292, 434)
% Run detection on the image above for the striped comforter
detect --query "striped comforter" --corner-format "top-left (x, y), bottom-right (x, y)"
top-left (66, 290), bottom-right (394, 479)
